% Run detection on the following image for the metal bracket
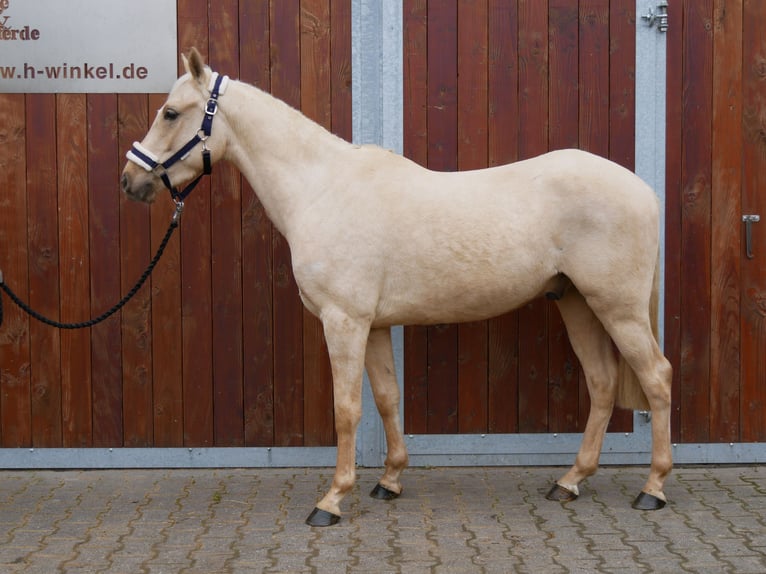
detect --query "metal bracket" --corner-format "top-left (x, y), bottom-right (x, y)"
top-left (743, 214), bottom-right (760, 259)
top-left (642, 1), bottom-right (669, 33)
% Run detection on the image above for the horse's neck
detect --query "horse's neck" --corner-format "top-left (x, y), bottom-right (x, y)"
top-left (222, 81), bottom-right (350, 237)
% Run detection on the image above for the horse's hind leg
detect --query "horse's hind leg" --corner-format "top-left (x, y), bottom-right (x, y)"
top-left (547, 290), bottom-right (619, 501)
top-left (598, 312), bottom-right (673, 509)
top-left (365, 327), bottom-right (409, 499)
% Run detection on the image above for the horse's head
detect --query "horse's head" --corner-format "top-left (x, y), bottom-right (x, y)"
top-left (121, 48), bottom-right (229, 203)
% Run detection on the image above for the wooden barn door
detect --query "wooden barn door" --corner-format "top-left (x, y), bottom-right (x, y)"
top-left (665, 0), bottom-right (766, 444)
top-left (0, 1), bottom-right (350, 451)
top-left (401, 0), bottom-right (637, 436)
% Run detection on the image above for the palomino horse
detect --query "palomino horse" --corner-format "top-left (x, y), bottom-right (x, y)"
top-left (122, 49), bottom-right (673, 527)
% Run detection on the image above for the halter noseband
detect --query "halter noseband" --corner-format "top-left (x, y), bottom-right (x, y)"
top-left (126, 72), bottom-right (229, 204)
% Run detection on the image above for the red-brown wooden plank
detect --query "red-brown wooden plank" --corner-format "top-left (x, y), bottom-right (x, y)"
top-left (271, 0), bottom-right (305, 446)
top-left (580, 0), bottom-right (632, 434)
top-left (457, 0), bottom-right (489, 433)
top-left (210, 0), bottom-right (245, 447)
top-left (87, 93), bottom-right (123, 447)
top-left (605, 0), bottom-right (636, 433)
top-left (57, 94), bottom-right (92, 447)
top-left (426, 0), bottom-right (459, 434)
top-left (117, 94), bottom-right (153, 447)
top-left (240, 0), bottom-right (275, 446)
top-left (608, 0), bottom-right (636, 171)
top-left (548, 0), bottom-right (579, 153)
top-left (25, 94), bottom-right (62, 448)
top-left (516, 0), bottom-right (549, 433)
top-left (710, 0), bottom-right (742, 442)
top-left (0, 94), bottom-right (31, 447)
top-left (679, 0), bottom-right (714, 443)
top-left (403, 0), bottom-right (429, 434)
top-left (148, 94), bottom-right (184, 448)
top-left (330, 0), bottom-right (353, 141)
top-left (579, 0), bottom-right (610, 158)
top-left (664, 0), bottom-right (684, 443)
top-left (741, 0), bottom-right (766, 441)
top-left (487, 0), bottom-right (520, 434)
top-left (178, 1), bottom-right (214, 447)
top-left (301, 0), bottom-right (335, 446)
top-left (548, 0), bottom-right (580, 434)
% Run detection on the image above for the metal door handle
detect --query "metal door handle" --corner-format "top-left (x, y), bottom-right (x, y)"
top-left (743, 215), bottom-right (760, 259)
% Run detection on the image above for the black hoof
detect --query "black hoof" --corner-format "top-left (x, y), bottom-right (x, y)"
top-left (632, 491), bottom-right (666, 510)
top-left (305, 507), bottom-right (341, 527)
top-left (545, 483), bottom-right (578, 502)
top-left (370, 483), bottom-right (400, 500)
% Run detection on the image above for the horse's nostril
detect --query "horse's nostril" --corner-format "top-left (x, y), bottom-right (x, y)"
top-left (121, 173), bottom-right (130, 193)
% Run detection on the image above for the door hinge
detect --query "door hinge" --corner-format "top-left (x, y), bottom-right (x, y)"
top-left (642, 1), bottom-right (669, 33)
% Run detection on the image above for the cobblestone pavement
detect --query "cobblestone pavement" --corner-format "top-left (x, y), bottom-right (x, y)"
top-left (1, 465), bottom-right (765, 573)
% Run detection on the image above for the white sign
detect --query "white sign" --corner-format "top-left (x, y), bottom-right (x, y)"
top-left (0, 0), bottom-right (177, 93)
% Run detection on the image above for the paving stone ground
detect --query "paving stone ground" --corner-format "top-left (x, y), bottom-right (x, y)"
top-left (0, 465), bottom-right (765, 573)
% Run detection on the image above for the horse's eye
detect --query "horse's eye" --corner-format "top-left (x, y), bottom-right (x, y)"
top-left (163, 108), bottom-right (179, 121)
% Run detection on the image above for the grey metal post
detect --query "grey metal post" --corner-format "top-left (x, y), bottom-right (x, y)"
top-left (352, 0), bottom-right (403, 467)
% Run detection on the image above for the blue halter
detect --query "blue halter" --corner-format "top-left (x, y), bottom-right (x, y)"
top-left (126, 72), bottom-right (229, 204)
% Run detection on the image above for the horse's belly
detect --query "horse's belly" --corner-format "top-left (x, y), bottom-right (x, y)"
top-left (373, 276), bottom-right (544, 327)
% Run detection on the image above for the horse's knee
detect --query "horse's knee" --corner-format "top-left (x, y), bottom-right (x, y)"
top-left (334, 403), bottom-right (362, 435)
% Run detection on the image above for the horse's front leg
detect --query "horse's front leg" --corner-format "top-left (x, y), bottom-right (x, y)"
top-left (305, 308), bottom-right (370, 527)
top-left (365, 327), bottom-right (409, 500)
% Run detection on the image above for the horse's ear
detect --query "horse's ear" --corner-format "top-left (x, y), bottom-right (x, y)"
top-left (183, 47), bottom-right (206, 83)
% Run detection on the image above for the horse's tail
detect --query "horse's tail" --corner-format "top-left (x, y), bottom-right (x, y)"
top-left (614, 248), bottom-right (659, 411)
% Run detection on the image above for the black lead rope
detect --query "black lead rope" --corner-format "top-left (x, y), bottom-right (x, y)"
top-left (2, 74), bottom-right (227, 331)
top-left (0, 202), bottom-right (183, 330)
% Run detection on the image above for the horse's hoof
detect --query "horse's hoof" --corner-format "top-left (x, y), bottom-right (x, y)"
top-left (305, 507), bottom-right (341, 527)
top-left (545, 483), bottom-right (578, 502)
top-left (370, 483), bottom-right (400, 500)
top-left (632, 491), bottom-right (666, 510)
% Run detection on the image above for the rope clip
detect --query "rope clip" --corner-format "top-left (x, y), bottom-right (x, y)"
top-left (172, 200), bottom-right (185, 223)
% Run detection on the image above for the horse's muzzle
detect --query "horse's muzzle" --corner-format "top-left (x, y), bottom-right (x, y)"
top-left (121, 169), bottom-right (158, 203)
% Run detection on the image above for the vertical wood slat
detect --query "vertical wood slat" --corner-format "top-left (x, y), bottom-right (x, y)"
top-left (426, 1), bottom-right (459, 434)
top-left (710, 0), bottom-right (742, 442)
top-left (88, 93), bottom-right (123, 447)
top-left (149, 95), bottom-right (184, 448)
top-left (664, 0), bottom-right (684, 443)
top-left (117, 94), bottom-right (152, 448)
top-left (679, 0), bottom-right (714, 443)
top-left (608, 0), bottom-right (636, 171)
top-left (486, 0), bottom-right (520, 434)
top-left (0, 95), bottom-right (31, 447)
top-left (330, 0), bottom-right (353, 141)
top-left (548, 0), bottom-right (581, 433)
top-left (605, 0), bottom-right (635, 433)
top-left (741, 0), bottom-right (766, 441)
top-left (210, 0), bottom-right (245, 447)
top-left (457, 0), bottom-right (489, 433)
top-left (271, 0), bottom-right (305, 446)
top-left (403, 0), bottom-right (429, 435)
top-left (301, 0), bottom-right (335, 446)
top-left (240, 0), bottom-right (275, 446)
top-left (178, 0), bottom-right (214, 447)
top-left (516, 0), bottom-right (549, 433)
top-left (26, 94), bottom-right (62, 447)
top-left (57, 94), bottom-right (92, 447)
